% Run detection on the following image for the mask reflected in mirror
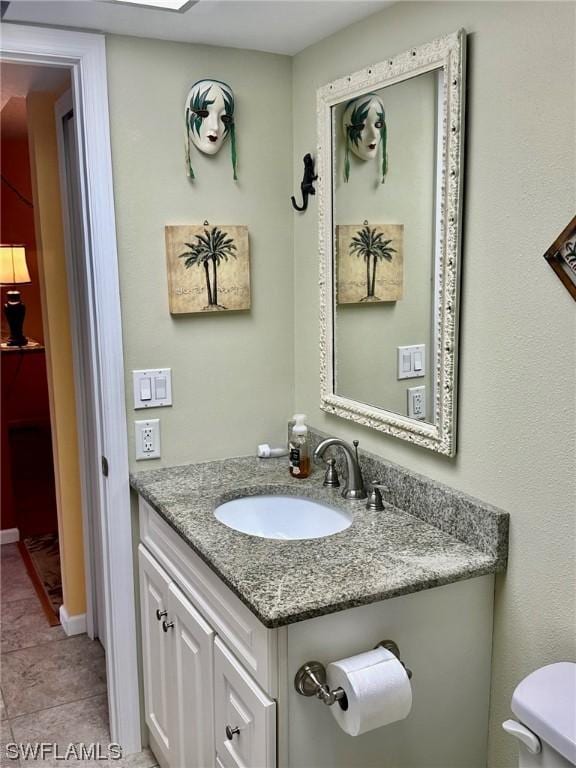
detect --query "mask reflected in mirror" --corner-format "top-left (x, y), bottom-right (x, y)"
top-left (342, 94), bottom-right (388, 183)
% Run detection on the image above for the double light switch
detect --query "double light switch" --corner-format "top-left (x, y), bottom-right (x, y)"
top-left (133, 369), bottom-right (172, 409)
top-left (397, 345), bottom-right (426, 380)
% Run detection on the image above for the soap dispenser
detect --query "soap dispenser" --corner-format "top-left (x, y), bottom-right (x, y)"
top-left (289, 414), bottom-right (311, 479)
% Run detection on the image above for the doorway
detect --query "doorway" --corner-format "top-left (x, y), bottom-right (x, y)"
top-left (0, 69), bottom-right (64, 625)
top-left (1, 24), bottom-right (140, 754)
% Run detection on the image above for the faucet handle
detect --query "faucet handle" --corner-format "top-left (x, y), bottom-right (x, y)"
top-left (322, 458), bottom-right (340, 488)
top-left (366, 480), bottom-right (389, 512)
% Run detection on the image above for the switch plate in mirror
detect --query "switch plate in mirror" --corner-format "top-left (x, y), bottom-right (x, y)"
top-left (397, 345), bottom-right (426, 380)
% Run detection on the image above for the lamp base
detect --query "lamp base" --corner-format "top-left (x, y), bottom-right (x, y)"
top-left (3, 290), bottom-right (28, 347)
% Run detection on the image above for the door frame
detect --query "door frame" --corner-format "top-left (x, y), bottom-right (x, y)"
top-left (1, 24), bottom-right (141, 753)
top-left (54, 88), bottom-right (104, 645)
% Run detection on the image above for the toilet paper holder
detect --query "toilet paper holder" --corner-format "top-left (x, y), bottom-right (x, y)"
top-left (294, 640), bottom-right (412, 708)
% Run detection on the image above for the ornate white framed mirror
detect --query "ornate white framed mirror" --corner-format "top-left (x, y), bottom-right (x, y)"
top-left (318, 29), bottom-right (466, 456)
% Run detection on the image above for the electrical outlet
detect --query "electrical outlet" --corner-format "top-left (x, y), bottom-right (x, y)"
top-left (135, 419), bottom-right (160, 460)
top-left (407, 386), bottom-right (426, 420)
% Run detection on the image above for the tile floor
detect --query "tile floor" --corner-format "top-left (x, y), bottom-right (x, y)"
top-left (1, 544), bottom-right (156, 767)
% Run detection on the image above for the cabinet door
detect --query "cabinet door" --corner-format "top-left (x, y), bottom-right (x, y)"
top-left (138, 545), bottom-right (173, 764)
top-left (168, 582), bottom-right (215, 768)
top-left (214, 637), bottom-right (276, 768)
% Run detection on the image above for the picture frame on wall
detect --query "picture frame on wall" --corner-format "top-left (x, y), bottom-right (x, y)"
top-left (543, 215), bottom-right (576, 301)
top-left (165, 224), bottom-right (251, 314)
top-left (336, 223), bottom-right (404, 304)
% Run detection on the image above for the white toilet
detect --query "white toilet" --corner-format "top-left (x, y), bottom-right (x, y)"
top-left (503, 662), bottom-right (576, 767)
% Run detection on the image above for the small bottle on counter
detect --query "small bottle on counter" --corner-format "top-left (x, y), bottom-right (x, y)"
top-left (287, 417), bottom-right (295, 448)
top-left (289, 414), bottom-right (311, 479)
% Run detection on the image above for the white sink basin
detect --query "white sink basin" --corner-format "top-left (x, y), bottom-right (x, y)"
top-left (214, 495), bottom-right (352, 540)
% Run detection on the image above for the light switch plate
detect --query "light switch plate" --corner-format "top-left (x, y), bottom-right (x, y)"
top-left (407, 386), bottom-right (427, 420)
top-left (397, 345), bottom-right (426, 380)
top-left (133, 369), bottom-right (172, 409)
top-left (135, 419), bottom-right (161, 460)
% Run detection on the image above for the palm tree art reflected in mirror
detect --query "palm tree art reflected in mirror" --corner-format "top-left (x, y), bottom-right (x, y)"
top-left (165, 224), bottom-right (250, 314)
top-left (337, 223), bottom-right (403, 304)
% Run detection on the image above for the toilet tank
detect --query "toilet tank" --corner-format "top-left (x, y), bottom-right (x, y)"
top-left (503, 662), bottom-right (576, 768)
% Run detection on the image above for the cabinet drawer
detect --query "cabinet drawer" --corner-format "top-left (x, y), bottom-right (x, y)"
top-left (139, 496), bottom-right (277, 695)
top-left (214, 637), bottom-right (276, 768)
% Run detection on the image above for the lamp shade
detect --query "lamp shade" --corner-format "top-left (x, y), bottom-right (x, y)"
top-left (0, 245), bottom-right (31, 285)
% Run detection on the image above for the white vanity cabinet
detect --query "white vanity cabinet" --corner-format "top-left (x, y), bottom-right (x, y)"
top-left (138, 497), bottom-right (277, 768)
top-left (139, 545), bottom-right (217, 767)
top-left (138, 495), bottom-right (496, 768)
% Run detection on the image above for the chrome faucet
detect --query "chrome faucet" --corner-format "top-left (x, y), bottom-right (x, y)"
top-left (313, 438), bottom-right (367, 500)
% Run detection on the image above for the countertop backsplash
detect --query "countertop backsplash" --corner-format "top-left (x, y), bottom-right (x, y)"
top-left (308, 426), bottom-right (509, 568)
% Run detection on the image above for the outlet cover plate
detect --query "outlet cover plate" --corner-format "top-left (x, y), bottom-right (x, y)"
top-left (135, 419), bottom-right (161, 460)
top-left (407, 386), bottom-right (426, 420)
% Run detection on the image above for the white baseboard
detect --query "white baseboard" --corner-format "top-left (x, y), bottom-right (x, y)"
top-left (59, 605), bottom-right (87, 636)
top-left (1, 528), bottom-right (20, 545)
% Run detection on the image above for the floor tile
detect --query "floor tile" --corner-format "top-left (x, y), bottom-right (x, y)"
top-left (10, 695), bottom-right (156, 767)
top-left (0, 597), bottom-right (65, 654)
top-left (0, 719), bottom-right (12, 742)
top-left (0, 545), bottom-right (20, 563)
top-left (0, 719), bottom-right (19, 767)
top-left (0, 635), bottom-right (106, 717)
top-left (0, 554), bottom-right (36, 604)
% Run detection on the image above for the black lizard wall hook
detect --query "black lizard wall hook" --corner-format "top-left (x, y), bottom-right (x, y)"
top-left (291, 153), bottom-right (318, 212)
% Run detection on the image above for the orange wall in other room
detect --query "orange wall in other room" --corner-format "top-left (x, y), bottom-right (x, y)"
top-left (27, 91), bottom-right (86, 618)
top-left (1, 128), bottom-right (44, 344)
top-left (1, 349), bottom-right (52, 530)
top-left (1, 115), bottom-right (52, 531)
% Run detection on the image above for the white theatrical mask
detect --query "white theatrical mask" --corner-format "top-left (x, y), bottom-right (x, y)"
top-left (342, 93), bottom-right (388, 183)
top-left (342, 94), bottom-right (385, 160)
top-left (184, 79), bottom-right (237, 179)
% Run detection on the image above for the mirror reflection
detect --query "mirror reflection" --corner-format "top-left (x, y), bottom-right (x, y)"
top-left (333, 69), bottom-right (441, 424)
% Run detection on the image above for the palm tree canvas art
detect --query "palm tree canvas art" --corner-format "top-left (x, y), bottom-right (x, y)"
top-left (165, 224), bottom-right (250, 313)
top-left (337, 223), bottom-right (404, 304)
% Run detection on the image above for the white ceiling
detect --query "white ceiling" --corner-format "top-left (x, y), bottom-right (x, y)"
top-left (3, 0), bottom-right (393, 56)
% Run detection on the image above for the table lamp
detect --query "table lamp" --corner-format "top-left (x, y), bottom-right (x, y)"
top-left (1, 245), bottom-right (31, 347)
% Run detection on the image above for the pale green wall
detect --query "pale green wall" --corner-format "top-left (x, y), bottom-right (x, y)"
top-left (292, 3), bottom-right (576, 766)
top-left (106, 7), bottom-right (575, 766)
top-left (106, 36), bottom-right (294, 467)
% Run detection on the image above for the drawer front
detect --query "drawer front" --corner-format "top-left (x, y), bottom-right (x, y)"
top-left (139, 495), bottom-right (277, 695)
top-left (214, 638), bottom-right (276, 768)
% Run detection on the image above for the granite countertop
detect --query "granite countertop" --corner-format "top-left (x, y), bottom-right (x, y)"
top-left (131, 455), bottom-right (508, 629)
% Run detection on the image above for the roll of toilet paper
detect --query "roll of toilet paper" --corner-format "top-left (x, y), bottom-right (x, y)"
top-left (326, 646), bottom-right (412, 737)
